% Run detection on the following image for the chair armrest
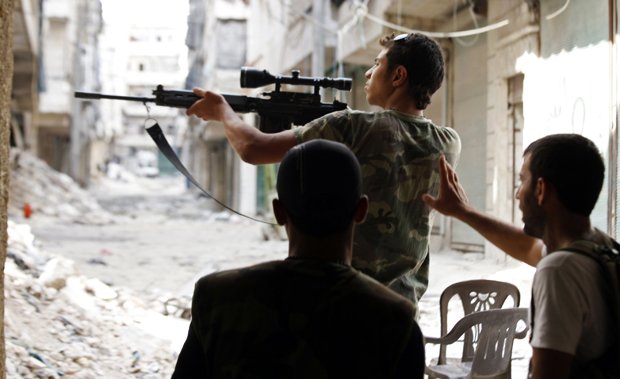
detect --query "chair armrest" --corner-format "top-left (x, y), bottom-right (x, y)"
top-left (425, 308), bottom-right (530, 346)
top-left (424, 313), bottom-right (480, 346)
top-left (515, 328), bottom-right (529, 339)
top-left (424, 336), bottom-right (443, 344)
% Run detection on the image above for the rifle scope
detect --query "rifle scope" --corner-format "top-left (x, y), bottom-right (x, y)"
top-left (240, 67), bottom-right (352, 91)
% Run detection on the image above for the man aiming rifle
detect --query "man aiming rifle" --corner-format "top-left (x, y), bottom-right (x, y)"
top-left (187, 32), bottom-right (461, 317)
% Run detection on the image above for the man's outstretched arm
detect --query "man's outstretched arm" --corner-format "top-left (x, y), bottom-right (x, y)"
top-left (422, 155), bottom-right (543, 267)
top-left (186, 88), bottom-right (297, 164)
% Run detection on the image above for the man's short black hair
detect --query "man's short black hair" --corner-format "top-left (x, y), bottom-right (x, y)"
top-left (380, 33), bottom-right (445, 110)
top-left (276, 140), bottom-right (362, 236)
top-left (524, 133), bottom-right (605, 216)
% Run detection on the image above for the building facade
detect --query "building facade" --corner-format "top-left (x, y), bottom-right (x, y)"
top-left (184, 0), bottom-right (253, 214)
top-left (34, 0), bottom-right (104, 186)
top-left (12, 0), bottom-right (40, 158)
top-left (99, 0), bottom-right (188, 179)
top-left (241, 0), bottom-right (620, 258)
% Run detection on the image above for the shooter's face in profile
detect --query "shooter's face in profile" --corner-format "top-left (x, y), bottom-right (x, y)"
top-left (364, 48), bottom-right (394, 108)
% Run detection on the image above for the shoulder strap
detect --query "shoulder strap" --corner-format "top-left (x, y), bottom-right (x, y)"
top-left (559, 238), bottom-right (620, 304)
top-left (146, 122), bottom-right (277, 225)
top-left (561, 239), bottom-right (620, 261)
top-left (560, 239), bottom-right (620, 374)
top-left (530, 239), bottom-right (620, 376)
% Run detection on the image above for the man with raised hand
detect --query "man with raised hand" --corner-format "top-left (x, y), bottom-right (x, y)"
top-left (422, 134), bottom-right (617, 378)
top-left (187, 33), bottom-right (461, 316)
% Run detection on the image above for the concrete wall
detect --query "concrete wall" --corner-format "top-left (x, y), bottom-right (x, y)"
top-left (450, 32), bottom-right (487, 251)
top-left (11, 0), bottom-right (38, 113)
top-left (480, 0), bottom-right (614, 257)
top-left (523, 0), bottom-right (611, 231)
top-left (184, 0), bottom-right (251, 213)
top-left (246, 0), bottom-right (320, 73)
top-left (241, 0), bottom-right (619, 254)
top-left (480, 1), bottom-right (539, 260)
top-left (35, 0), bottom-right (104, 186)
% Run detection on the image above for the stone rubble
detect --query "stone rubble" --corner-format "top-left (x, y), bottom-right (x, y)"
top-left (5, 148), bottom-right (193, 378)
top-left (6, 220), bottom-right (189, 378)
top-left (8, 148), bottom-right (114, 225)
top-left (4, 146), bottom-right (535, 378)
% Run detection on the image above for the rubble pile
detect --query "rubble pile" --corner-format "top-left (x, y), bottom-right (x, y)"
top-left (5, 220), bottom-right (187, 378)
top-left (8, 148), bottom-right (114, 225)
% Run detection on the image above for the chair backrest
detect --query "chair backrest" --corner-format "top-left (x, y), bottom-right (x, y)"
top-left (469, 308), bottom-right (529, 378)
top-left (439, 279), bottom-right (521, 364)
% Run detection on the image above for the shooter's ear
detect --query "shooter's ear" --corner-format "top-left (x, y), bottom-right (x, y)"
top-left (393, 65), bottom-right (407, 86)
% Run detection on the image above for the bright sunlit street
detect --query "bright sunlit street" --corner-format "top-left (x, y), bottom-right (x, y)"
top-left (4, 0), bottom-right (619, 378)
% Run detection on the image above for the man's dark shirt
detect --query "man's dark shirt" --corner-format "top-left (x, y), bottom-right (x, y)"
top-left (172, 258), bottom-right (425, 378)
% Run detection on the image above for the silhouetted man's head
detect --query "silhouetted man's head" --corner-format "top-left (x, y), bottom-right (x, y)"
top-left (276, 140), bottom-right (362, 236)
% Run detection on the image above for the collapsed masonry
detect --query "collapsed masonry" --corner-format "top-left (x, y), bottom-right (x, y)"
top-left (5, 149), bottom-right (189, 378)
top-left (8, 148), bottom-right (114, 225)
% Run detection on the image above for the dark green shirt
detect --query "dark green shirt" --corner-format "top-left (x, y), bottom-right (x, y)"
top-left (172, 258), bottom-right (424, 378)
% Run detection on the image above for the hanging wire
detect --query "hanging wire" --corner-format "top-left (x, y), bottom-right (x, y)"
top-left (143, 101), bottom-right (152, 119)
top-left (546, 0), bottom-right (570, 20)
top-left (143, 103), bottom-right (158, 129)
top-left (287, 6), bottom-right (334, 33)
top-left (363, 11), bottom-right (509, 39)
top-left (277, 0), bottom-right (513, 100)
top-left (453, 0), bottom-right (480, 47)
top-left (343, 0), bottom-right (510, 39)
top-left (283, 0), bottom-right (510, 101)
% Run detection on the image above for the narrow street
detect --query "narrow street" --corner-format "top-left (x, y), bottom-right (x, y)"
top-left (27, 175), bottom-right (287, 299)
top-left (6, 166), bottom-right (288, 377)
top-left (6, 0), bottom-right (618, 377)
top-left (8, 166), bottom-right (534, 377)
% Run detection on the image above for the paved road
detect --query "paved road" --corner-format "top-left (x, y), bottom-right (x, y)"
top-left (28, 175), bottom-right (535, 377)
top-left (29, 188), bottom-right (286, 298)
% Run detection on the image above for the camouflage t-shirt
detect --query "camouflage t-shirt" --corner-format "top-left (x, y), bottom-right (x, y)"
top-left (294, 109), bottom-right (461, 313)
top-left (172, 258), bottom-right (424, 378)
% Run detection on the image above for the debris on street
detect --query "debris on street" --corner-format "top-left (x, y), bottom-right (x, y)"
top-left (5, 147), bottom-right (535, 378)
top-left (5, 220), bottom-right (188, 378)
top-left (8, 148), bottom-right (114, 225)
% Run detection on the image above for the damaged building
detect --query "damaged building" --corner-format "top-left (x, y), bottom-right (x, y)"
top-left (184, 0), bottom-right (620, 260)
top-left (12, 0), bottom-right (105, 187)
top-left (11, 0), bottom-right (620, 259)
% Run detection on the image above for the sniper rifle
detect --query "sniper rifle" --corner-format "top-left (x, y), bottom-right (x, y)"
top-left (75, 67), bottom-right (352, 133)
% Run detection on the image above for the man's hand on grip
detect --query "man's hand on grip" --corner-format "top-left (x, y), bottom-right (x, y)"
top-left (186, 88), bottom-right (229, 122)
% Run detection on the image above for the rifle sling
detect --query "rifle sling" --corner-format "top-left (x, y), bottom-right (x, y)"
top-left (146, 123), bottom-right (277, 225)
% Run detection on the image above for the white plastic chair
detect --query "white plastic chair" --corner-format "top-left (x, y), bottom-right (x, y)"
top-left (434, 279), bottom-right (521, 365)
top-left (425, 308), bottom-right (529, 379)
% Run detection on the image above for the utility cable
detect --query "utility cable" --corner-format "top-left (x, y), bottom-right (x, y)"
top-left (546, 0), bottom-right (570, 21)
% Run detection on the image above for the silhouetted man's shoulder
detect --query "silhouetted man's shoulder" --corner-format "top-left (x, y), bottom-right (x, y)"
top-left (188, 259), bottom-right (421, 378)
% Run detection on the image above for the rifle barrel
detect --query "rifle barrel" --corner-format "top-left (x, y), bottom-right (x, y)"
top-left (74, 91), bottom-right (155, 103)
